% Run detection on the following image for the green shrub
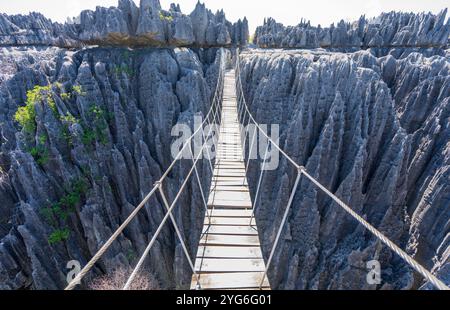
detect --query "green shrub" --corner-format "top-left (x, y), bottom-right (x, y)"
top-left (113, 64), bottom-right (134, 77)
top-left (81, 128), bottom-right (96, 146)
top-left (29, 144), bottom-right (49, 166)
top-left (43, 178), bottom-right (89, 244)
top-left (61, 92), bottom-right (71, 101)
top-left (72, 178), bottom-right (88, 195)
top-left (60, 193), bottom-right (80, 210)
top-left (127, 249), bottom-right (137, 262)
top-left (40, 207), bottom-right (57, 225)
top-left (50, 202), bottom-right (71, 221)
top-left (15, 103), bottom-right (36, 133)
top-left (60, 125), bottom-right (72, 147)
top-left (90, 105), bottom-right (113, 123)
top-left (72, 85), bottom-right (86, 96)
top-left (59, 179), bottom-right (88, 210)
top-left (89, 106), bottom-right (105, 119)
top-left (38, 135), bottom-right (47, 144)
top-left (48, 228), bottom-right (70, 244)
top-left (159, 12), bottom-right (173, 22)
top-left (81, 105), bottom-right (110, 147)
top-left (60, 113), bottom-right (77, 124)
top-left (60, 113), bottom-right (78, 147)
top-left (60, 85), bottom-right (85, 100)
top-left (14, 85), bottom-right (57, 134)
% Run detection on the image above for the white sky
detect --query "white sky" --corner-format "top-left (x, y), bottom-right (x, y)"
top-left (0, 0), bottom-right (448, 33)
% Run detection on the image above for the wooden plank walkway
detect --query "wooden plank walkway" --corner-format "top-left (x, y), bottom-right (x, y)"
top-left (191, 69), bottom-right (270, 290)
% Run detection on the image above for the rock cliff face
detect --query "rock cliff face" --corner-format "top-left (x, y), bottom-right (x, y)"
top-left (0, 0), bottom-right (448, 291)
top-left (0, 13), bottom-right (80, 47)
top-left (254, 10), bottom-right (450, 54)
top-left (0, 45), bottom-right (226, 289)
top-left (0, 0), bottom-right (249, 48)
top-left (239, 49), bottom-right (449, 289)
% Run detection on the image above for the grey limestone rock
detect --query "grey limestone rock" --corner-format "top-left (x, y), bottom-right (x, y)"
top-left (239, 48), bottom-right (449, 290)
top-left (136, 0), bottom-right (166, 44)
top-left (255, 10), bottom-right (450, 54)
top-left (0, 45), bottom-right (226, 289)
top-left (0, 13), bottom-right (80, 47)
top-left (0, 0), bottom-right (248, 48)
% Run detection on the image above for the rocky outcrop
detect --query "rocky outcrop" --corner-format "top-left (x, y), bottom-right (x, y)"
top-left (0, 13), bottom-right (80, 47)
top-left (0, 46), bottom-right (226, 289)
top-left (77, 0), bottom-right (139, 44)
top-left (254, 10), bottom-right (450, 52)
top-left (0, 0), bottom-right (249, 48)
top-left (0, 0), bottom-right (447, 291)
top-left (239, 49), bottom-right (449, 289)
top-left (232, 17), bottom-right (249, 47)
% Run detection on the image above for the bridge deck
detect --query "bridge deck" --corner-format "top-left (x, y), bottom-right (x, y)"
top-left (190, 70), bottom-right (270, 290)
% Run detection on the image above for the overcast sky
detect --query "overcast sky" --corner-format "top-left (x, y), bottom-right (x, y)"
top-left (1, 0), bottom-right (448, 33)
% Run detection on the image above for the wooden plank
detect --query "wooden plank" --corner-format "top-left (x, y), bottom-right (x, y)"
top-left (213, 166), bottom-right (245, 171)
top-left (191, 272), bottom-right (270, 290)
top-left (208, 191), bottom-right (250, 203)
top-left (196, 245), bottom-right (261, 258)
top-left (200, 233), bottom-right (260, 246)
top-left (209, 209), bottom-right (252, 217)
top-left (219, 133), bottom-right (240, 136)
top-left (216, 153), bottom-right (243, 157)
top-left (217, 148), bottom-right (241, 151)
top-left (211, 180), bottom-right (248, 187)
top-left (191, 69), bottom-right (270, 291)
top-left (214, 163), bottom-right (245, 168)
top-left (210, 189), bottom-right (250, 198)
top-left (216, 154), bottom-right (243, 159)
top-left (207, 217), bottom-right (254, 226)
top-left (217, 149), bottom-right (242, 153)
top-left (217, 149), bottom-right (242, 152)
top-left (212, 176), bottom-right (247, 182)
top-left (195, 258), bottom-right (265, 273)
top-left (213, 170), bottom-right (245, 174)
top-left (213, 171), bottom-right (246, 177)
top-left (216, 157), bottom-right (244, 161)
top-left (210, 185), bottom-right (249, 192)
top-left (216, 159), bottom-right (244, 163)
top-left (216, 148), bottom-right (242, 152)
top-left (215, 160), bottom-right (244, 165)
top-left (211, 181), bottom-right (248, 187)
top-left (208, 199), bottom-right (251, 209)
top-left (216, 148), bottom-right (241, 151)
top-left (214, 165), bottom-right (245, 169)
top-left (201, 225), bottom-right (258, 236)
top-left (218, 146), bottom-right (241, 148)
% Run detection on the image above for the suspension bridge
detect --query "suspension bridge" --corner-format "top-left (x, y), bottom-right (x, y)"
top-left (65, 49), bottom-right (449, 291)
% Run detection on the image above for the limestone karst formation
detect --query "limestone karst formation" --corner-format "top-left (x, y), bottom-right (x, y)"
top-left (254, 10), bottom-right (450, 52)
top-left (0, 1), bottom-right (448, 290)
top-left (239, 48), bottom-right (449, 289)
top-left (0, 0), bottom-right (249, 47)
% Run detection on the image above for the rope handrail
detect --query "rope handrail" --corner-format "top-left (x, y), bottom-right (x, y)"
top-left (123, 72), bottom-right (227, 289)
top-left (234, 49), bottom-right (449, 291)
top-left (65, 48), bottom-right (226, 290)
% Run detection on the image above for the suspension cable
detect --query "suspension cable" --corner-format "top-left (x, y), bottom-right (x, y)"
top-left (123, 94), bottom-right (225, 289)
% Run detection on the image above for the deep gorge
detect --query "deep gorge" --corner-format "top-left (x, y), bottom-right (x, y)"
top-left (0, 0), bottom-right (449, 290)
top-left (0, 46), bottom-right (225, 289)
